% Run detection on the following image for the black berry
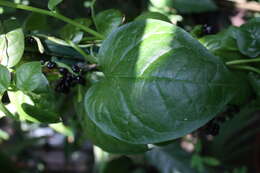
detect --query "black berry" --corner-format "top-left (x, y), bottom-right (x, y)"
top-left (74, 75), bottom-right (85, 85)
top-left (26, 36), bottom-right (36, 44)
top-left (202, 24), bottom-right (216, 35)
top-left (59, 67), bottom-right (69, 76)
top-left (46, 61), bottom-right (57, 69)
top-left (71, 64), bottom-right (81, 73)
top-left (55, 78), bottom-right (70, 94)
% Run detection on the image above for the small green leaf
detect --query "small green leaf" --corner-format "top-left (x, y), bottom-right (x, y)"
top-left (135, 12), bottom-right (171, 23)
top-left (15, 62), bottom-right (47, 92)
top-left (24, 13), bottom-right (48, 31)
top-left (60, 18), bottom-right (92, 43)
top-left (48, 0), bottom-right (63, 10)
top-left (8, 91), bottom-right (60, 123)
top-left (0, 19), bottom-right (24, 67)
top-left (0, 64), bottom-right (11, 94)
top-left (96, 9), bottom-right (124, 37)
top-left (22, 103), bottom-right (60, 123)
top-left (234, 18), bottom-right (260, 58)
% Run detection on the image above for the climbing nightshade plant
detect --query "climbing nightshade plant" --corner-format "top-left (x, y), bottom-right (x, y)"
top-left (0, 0), bottom-right (259, 154)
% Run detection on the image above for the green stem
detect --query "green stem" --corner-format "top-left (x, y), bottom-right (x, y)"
top-left (0, 0), bottom-right (104, 40)
top-left (67, 40), bottom-right (97, 63)
top-left (229, 65), bottom-right (260, 74)
top-left (91, 0), bottom-right (98, 30)
top-left (225, 57), bottom-right (260, 66)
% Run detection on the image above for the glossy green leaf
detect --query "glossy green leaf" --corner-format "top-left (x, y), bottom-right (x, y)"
top-left (85, 19), bottom-right (244, 144)
top-left (96, 9), bottom-right (124, 37)
top-left (75, 99), bottom-right (148, 154)
top-left (234, 18), bottom-right (260, 58)
top-left (150, 0), bottom-right (217, 14)
top-left (60, 18), bottom-right (92, 43)
top-left (15, 62), bottom-right (47, 92)
top-left (48, 0), bottom-right (63, 10)
top-left (0, 65), bottom-right (11, 94)
top-left (0, 19), bottom-right (24, 67)
top-left (146, 143), bottom-right (201, 173)
top-left (135, 12), bottom-right (171, 23)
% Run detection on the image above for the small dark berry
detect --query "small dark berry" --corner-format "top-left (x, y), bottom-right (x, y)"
top-left (55, 80), bottom-right (70, 94)
top-left (71, 64), bottom-right (81, 73)
top-left (202, 24), bottom-right (216, 35)
top-left (26, 36), bottom-right (36, 44)
top-left (75, 75), bottom-right (85, 85)
top-left (59, 67), bottom-right (69, 76)
top-left (46, 61), bottom-right (57, 69)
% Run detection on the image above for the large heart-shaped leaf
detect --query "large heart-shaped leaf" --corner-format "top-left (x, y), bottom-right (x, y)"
top-left (135, 12), bottom-right (171, 23)
top-left (15, 62), bottom-right (48, 92)
top-left (85, 19), bottom-right (243, 144)
top-left (0, 19), bottom-right (24, 67)
top-left (0, 65), bottom-right (11, 94)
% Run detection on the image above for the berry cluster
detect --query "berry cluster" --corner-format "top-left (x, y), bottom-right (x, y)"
top-left (42, 60), bottom-right (86, 94)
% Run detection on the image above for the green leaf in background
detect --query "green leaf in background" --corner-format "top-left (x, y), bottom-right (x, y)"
top-left (85, 19), bottom-right (244, 144)
top-left (21, 103), bottom-right (60, 123)
top-left (207, 101), bottom-right (260, 162)
top-left (146, 143), bottom-right (201, 173)
top-left (150, 0), bottom-right (217, 14)
top-left (0, 65), bottom-right (11, 94)
top-left (96, 9), bottom-right (124, 37)
top-left (15, 62), bottom-right (48, 92)
top-left (8, 91), bottom-right (60, 123)
top-left (248, 73), bottom-right (260, 98)
top-left (202, 157), bottom-right (220, 166)
top-left (135, 12), bottom-right (172, 23)
top-left (24, 13), bottom-right (48, 31)
top-left (48, 0), bottom-right (63, 10)
top-left (234, 18), bottom-right (260, 58)
top-left (75, 98), bottom-right (148, 154)
top-left (0, 19), bottom-right (24, 67)
top-left (200, 27), bottom-right (253, 105)
top-left (60, 18), bottom-right (92, 43)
